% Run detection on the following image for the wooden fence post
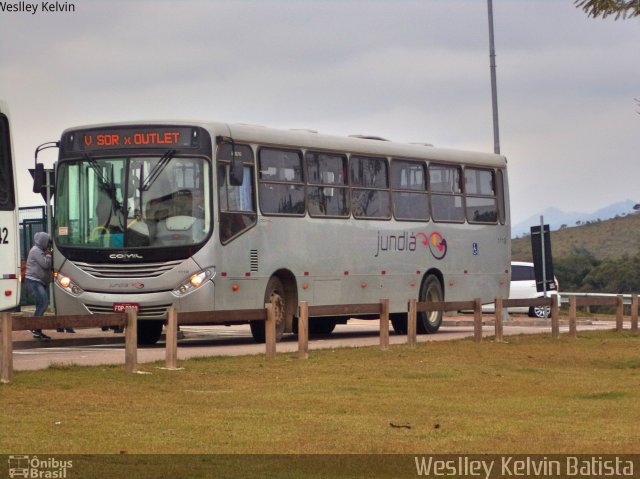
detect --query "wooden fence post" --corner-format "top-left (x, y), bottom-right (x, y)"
top-left (473, 298), bottom-right (482, 343)
top-left (632, 294), bottom-right (638, 333)
top-left (407, 299), bottom-right (417, 347)
top-left (298, 302), bottom-right (309, 360)
top-left (616, 295), bottom-right (624, 332)
top-left (551, 295), bottom-right (560, 339)
top-left (265, 302), bottom-right (276, 359)
top-left (379, 298), bottom-right (389, 350)
top-left (165, 307), bottom-right (178, 369)
top-left (494, 297), bottom-right (503, 342)
top-left (569, 296), bottom-right (577, 339)
top-left (124, 308), bottom-right (138, 374)
top-left (1, 312), bottom-right (13, 384)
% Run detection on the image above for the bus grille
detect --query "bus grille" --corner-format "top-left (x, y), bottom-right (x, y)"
top-left (85, 303), bottom-right (171, 319)
top-left (73, 260), bottom-right (183, 279)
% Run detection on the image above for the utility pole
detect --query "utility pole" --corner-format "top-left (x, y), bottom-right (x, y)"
top-left (487, 0), bottom-right (500, 155)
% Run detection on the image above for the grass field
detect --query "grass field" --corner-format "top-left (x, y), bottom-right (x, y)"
top-left (1, 330), bottom-right (639, 458)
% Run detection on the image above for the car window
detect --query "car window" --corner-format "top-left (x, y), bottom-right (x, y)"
top-left (511, 265), bottom-right (534, 282)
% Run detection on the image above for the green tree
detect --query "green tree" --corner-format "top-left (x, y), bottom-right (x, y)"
top-left (582, 251), bottom-right (640, 293)
top-left (575, 0), bottom-right (640, 19)
top-left (554, 247), bottom-right (599, 291)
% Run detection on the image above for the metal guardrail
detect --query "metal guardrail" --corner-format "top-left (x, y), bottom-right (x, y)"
top-left (559, 292), bottom-right (638, 305)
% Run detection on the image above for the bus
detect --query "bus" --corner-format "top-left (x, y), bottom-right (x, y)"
top-left (0, 101), bottom-right (21, 312)
top-left (44, 121), bottom-right (510, 344)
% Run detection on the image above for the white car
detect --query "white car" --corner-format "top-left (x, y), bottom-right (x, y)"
top-left (484, 261), bottom-right (559, 318)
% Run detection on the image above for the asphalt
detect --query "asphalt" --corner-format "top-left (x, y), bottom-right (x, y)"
top-left (8, 314), bottom-right (597, 350)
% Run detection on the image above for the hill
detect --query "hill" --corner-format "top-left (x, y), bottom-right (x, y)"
top-left (511, 200), bottom-right (637, 237)
top-left (511, 213), bottom-right (640, 261)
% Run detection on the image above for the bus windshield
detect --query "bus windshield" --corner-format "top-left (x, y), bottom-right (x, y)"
top-left (55, 155), bottom-right (210, 249)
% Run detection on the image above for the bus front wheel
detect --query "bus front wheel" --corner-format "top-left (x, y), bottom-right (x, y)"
top-left (251, 276), bottom-right (286, 343)
top-left (308, 317), bottom-right (337, 336)
top-left (417, 274), bottom-right (443, 334)
top-left (137, 320), bottom-right (163, 345)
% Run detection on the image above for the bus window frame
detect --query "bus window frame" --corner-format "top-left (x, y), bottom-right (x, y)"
top-left (390, 158), bottom-right (430, 222)
top-left (464, 166), bottom-right (499, 225)
top-left (496, 168), bottom-right (506, 225)
top-left (428, 162), bottom-right (465, 224)
top-left (257, 146), bottom-right (306, 217)
top-left (349, 155), bottom-right (392, 220)
top-left (216, 142), bottom-right (258, 244)
top-left (0, 113), bottom-right (16, 211)
top-left (305, 150), bottom-right (350, 219)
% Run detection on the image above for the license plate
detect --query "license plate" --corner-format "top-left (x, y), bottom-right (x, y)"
top-left (113, 302), bottom-right (140, 313)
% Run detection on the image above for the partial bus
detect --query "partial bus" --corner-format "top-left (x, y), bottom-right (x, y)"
top-left (0, 101), bottom-right (21, 311)
top-left (45, 121), bottom-right (510, 344)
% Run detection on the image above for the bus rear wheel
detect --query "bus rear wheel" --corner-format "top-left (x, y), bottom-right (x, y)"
top-left (251, 276), bottom-right (286, 343)
top-left (417, 275), bottom-right (443, 334)
top-left (390, 313), bottom-right (408, 335)
top-left (137, 320), bottom-right (163, 346)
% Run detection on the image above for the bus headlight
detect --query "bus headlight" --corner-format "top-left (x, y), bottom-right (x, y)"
top-left (173, 269), bottom-right (215, 296)
top-left (54, 272), bottom-right (84, 296)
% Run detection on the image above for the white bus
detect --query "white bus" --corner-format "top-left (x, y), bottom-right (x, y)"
top-left (0, 101), bottom-right (21, 311)
top-left (45, 121), bottom-right (510, 344)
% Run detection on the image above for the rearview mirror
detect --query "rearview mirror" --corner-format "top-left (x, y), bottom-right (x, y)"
top-left (229, 154), bottom-right (244, 186)
top-left (32, 162), bottom-right (45, 193)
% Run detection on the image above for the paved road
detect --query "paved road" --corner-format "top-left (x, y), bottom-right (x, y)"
top-left (10, 316), bottom-right (617, 372)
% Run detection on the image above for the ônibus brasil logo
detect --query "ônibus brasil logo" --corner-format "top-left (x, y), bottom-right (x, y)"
top-left (375, 230), bottom-right (447, 260)
top-left (7, 455), bottom-right (73, 478)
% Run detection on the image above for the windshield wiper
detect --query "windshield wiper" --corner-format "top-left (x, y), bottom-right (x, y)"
top-left (84, 153), bottom-right (125, 228)
top-left (84, 152), bottom-right (113, 191)
top-left (141, 149), bottom-right (175, 192)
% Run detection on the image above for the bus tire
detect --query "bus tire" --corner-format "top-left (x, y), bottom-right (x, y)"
top-left (251, 276), bottom-right (286, 343)
top-left (137, 320), bottom-right (163, 345)
top-left (390, 313), bottom-right (408, 335)
top-left (308, 317), bottom-right (337, 336)
top-left (417, 274), bottom-right (443, 334)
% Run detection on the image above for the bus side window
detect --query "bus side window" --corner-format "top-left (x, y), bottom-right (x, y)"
top-left (0, 113), bottom-right (15, 210)
top-left (258, 148), bottom-right (305, 216)
top-left (306, 151), bottom-right (349, 218)
top-left (429, 164), bottom-right (465, 223)
top-left (464, 167), bottom-right (498, 224)
top-left (350, 156), bottom-right (391, 219)
top-left (217, 143), bottom-right (257, 243)
top-left (391, 159), bottom-right (429, 221)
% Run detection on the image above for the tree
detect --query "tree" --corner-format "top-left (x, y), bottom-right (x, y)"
top-left (574, 0), bottom-right (640, 19)
top-left (554, 247), bottom-right (599, 291)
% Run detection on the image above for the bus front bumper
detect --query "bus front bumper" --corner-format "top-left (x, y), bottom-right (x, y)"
top-left (52, 281), bottom-right (215, 320)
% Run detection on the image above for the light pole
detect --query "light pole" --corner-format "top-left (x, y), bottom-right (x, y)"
top-left (487, 0), bottom-right (500, 155)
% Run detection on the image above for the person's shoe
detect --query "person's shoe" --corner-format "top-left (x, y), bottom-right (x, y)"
top-left (56, 328), bottom-right (65, 333)
top-left (31, 330), bottom-right (51, 340)
top-left (65, 328), bottom-right (76, 333)
top-left (112, 326), bottom-right (124, 333)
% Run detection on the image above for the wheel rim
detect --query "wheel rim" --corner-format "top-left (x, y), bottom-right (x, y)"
top-left (425, 282), bottom-right (442, 326)
top-left (534, 306), bottom-right (549, 318)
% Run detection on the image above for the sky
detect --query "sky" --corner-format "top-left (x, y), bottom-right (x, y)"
top-left (1, 0), bottom-right (638, 227)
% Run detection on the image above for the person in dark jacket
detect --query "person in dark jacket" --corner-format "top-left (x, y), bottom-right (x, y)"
top-left (24, 232), bottom-right (69, 339)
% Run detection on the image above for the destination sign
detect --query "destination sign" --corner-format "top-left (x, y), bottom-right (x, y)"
top-left (63, 126), bottom-right (201, 152)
